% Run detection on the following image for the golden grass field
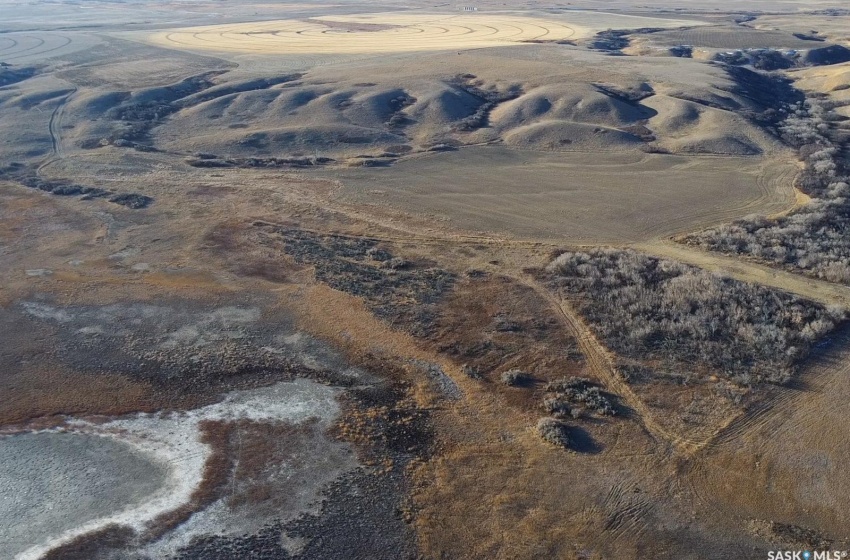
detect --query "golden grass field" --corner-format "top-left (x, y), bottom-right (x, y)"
top-left (147, 11), bottom-right (705, 55)
top-left (151, 14), bottom-right (583, 54)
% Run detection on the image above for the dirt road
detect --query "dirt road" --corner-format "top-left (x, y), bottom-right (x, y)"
top-left (634, 240), bottom-right (850, 308)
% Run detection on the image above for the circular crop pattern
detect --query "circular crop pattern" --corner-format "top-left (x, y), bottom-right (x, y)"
top-left (150, 13), bottom-right (583, 54)
top-left (0, 33), bottom-right (74, 63)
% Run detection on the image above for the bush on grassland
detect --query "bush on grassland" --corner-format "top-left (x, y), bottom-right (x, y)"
top-left (537, 417), bottom-right (571, 448)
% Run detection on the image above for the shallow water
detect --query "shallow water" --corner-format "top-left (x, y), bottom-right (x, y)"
top-left (3, 378), bottom-right (349, 560)
top-left (0, 431), bottom-right (169, 559)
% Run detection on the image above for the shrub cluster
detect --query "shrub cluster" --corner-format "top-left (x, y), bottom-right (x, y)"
top-left (385, 94), bottom-right (416, 128)
top-left (714, 48), bottom-right (794, 70)
top-left (449, 75), bottom-right (521, 132)
top-left (0, 164), bottom-right (153, 209)
top-left (683, 97), bottom-right (850, 284)
top-left (0, 64), bottom-right (37, 86)
top-left (588, 29), bottom-right (633, 52)
top-left (263, 226), bottom-right (455, 338)
top-left (461, 363), bottom-right (482, 379)
top-left (669, 45), bottom-right (693, 58)
top-left (546, 249), bottom-right (844, 385)
top-left (713, 46), bottom-right (850, 70)
top-left (544, 377), bottom-right (616, 417)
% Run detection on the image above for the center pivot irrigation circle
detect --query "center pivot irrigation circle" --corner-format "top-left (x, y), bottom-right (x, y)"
top-left (0, 33), bottom-right (74, 63)
top-left (151, 13), bottom-right (582, 54)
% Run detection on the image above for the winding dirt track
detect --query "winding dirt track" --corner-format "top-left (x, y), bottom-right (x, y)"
top-left (37, 88), bottom-right (75, 177)
top-left (150, 13), bottom-right (584, 54)
top-left (510, 275), bottom-right (711, 455)
top-left (48, 89), bottom-right (74, 159)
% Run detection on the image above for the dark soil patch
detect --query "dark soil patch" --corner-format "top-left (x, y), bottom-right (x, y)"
top-left (40, 525), bottom-right (135, 560)
top-left (7, 296), bottom-right (357, 402)
top-left (174, 467), bottom-right (417, 560)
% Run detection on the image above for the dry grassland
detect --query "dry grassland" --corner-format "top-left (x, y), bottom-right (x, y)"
top-left (4, 3), bottom-right (850, 557)
top-left (1, 145), bottom-right (845, 558)
top-left (791, 62), bottom-right (850, 117)
top-left (752, 14), bottom-right (850, 45)
top-left (330, 147), bottom-right (796, 242)
top-left (686, 324), bottom-right (850, 544)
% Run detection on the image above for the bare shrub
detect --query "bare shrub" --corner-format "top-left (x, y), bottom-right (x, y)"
top-left (682, 182), bottom-right (850, 283)
top-left (616, 362), bottom-right (653, 383)
top-left (380, 257), bottom-right (411, 270)
top-left (461, 363), bottom-right (482, 379)
top-left (536, 417), bottom-right (571, 448)
top-left (542, 396), bottom-right (574, 418)
top-left (501, 369), bottom-right (530, 386)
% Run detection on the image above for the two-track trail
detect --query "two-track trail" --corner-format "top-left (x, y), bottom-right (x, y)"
top-left (37, 87), bottom-right (76, 177)
top-left (635, 239), bottom-right (850, 307)
top-left (503, 271), bottom-right (710, 456)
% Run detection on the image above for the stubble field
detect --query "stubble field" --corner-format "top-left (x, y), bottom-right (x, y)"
top-left (147, 11), bottom-right (707, 55)
top-left (330, 146), bottom-right (796, 242)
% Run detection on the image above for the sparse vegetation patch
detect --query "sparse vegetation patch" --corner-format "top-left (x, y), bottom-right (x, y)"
top-left (544, 377), bottom-right (617, 417)
top-left (587, 29), bottom-right (632, 53)
top-left (186, 155), bottom-right (335, 169)
top-left (0, 64), bottom-right (37, 86)
top-left (258, 225), bottom-right (455, 337)
top-left (0, 164), bottom-right (153, 209)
